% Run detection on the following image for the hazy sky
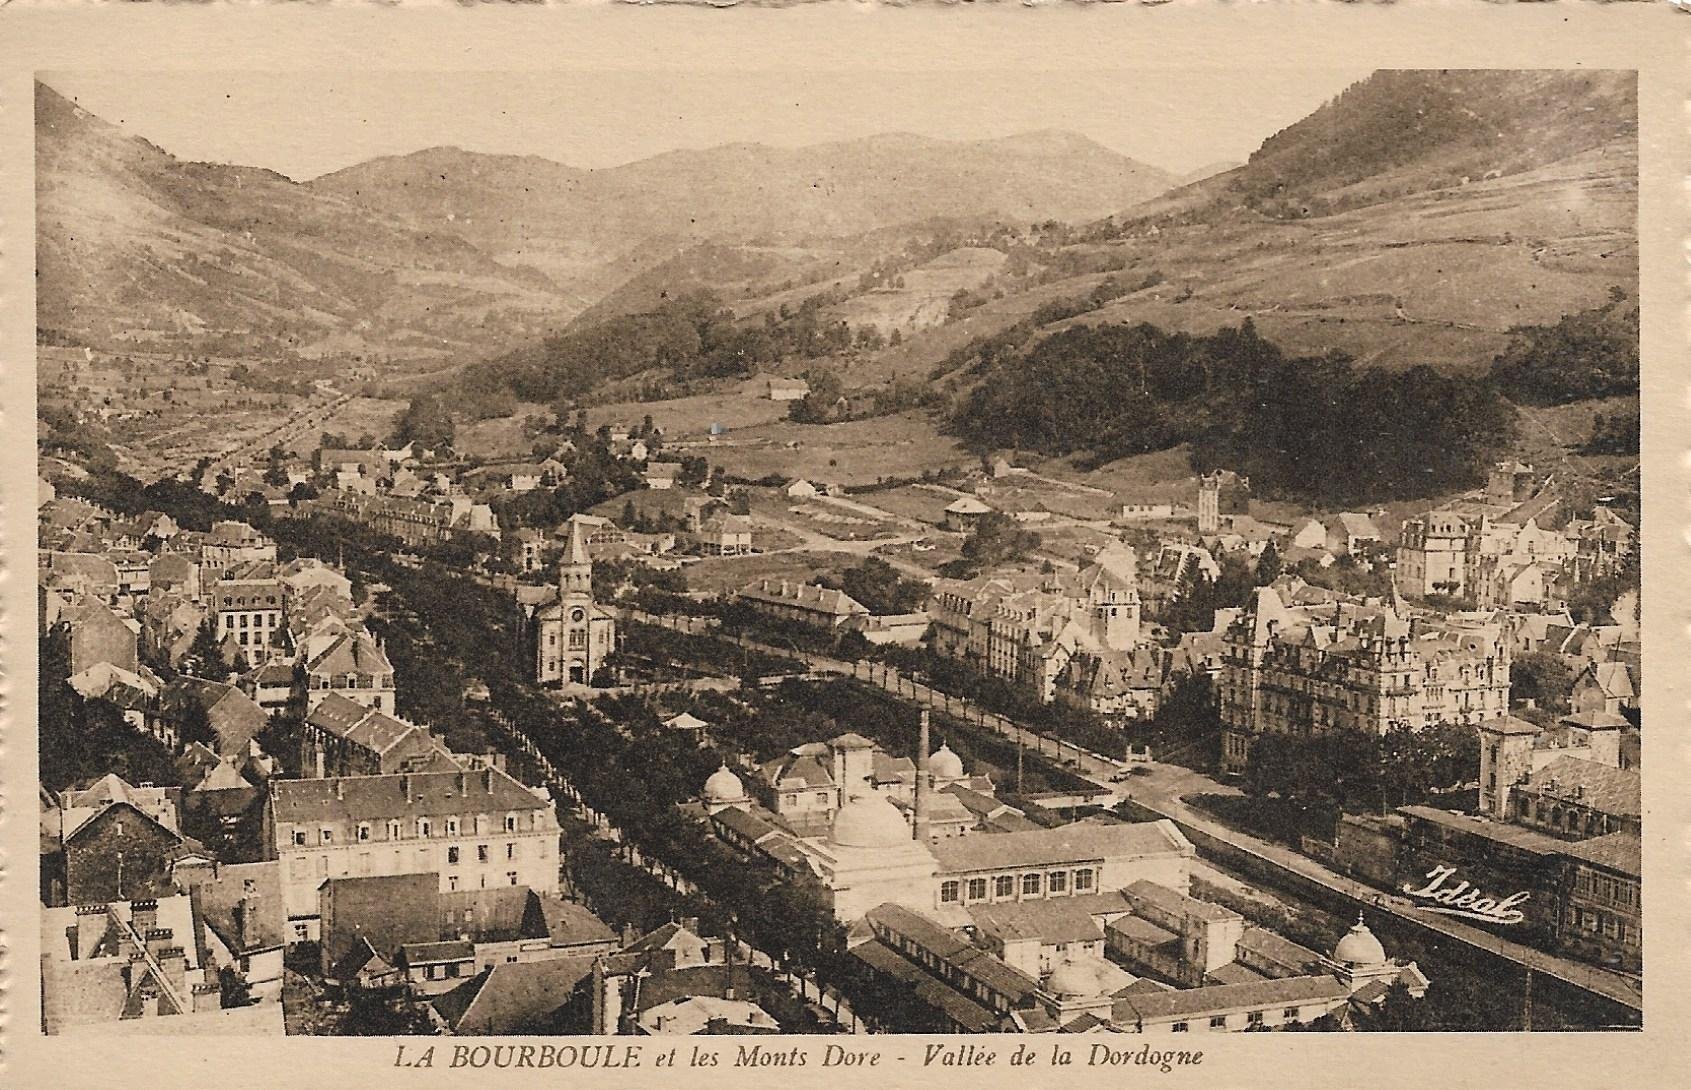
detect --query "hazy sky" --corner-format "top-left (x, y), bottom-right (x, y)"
top-left (42, 69), bottom-right (1372, 180)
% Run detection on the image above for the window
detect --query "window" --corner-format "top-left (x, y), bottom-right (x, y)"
top-left (1171, 1022), bottom-right (1188, 1033)
top-left (1074, 869), bottom-right (1094, 892)
top-left (1247, 1011), bottom-right (1264, 1027)
top-left (508, 871), bottom-right (519, 886)
top-left (506, 843), bottom-right (515, 860)
top-left (292, 829), bottom-right (307, 846)
top-left (357, 824), bottom-right (371, 842)
top-left (1047, 871), bottom-right (1068, 894)
top-left (940, 881), bottom-right (961, 904)
top-left (816, 792), bottom-right (830, 804)
top-left (447, 847), bottom-right (460, 865)
top-left (388, 821), bottom-right (402, 840)
top-left (1209, 1016), bottom-right (1227, 1029)
top-left (477, 845), bottom-right (490, 863)
top-left (446, 818), bottom-right (460, 836)
top-left (1283, 1007), bottom-right (1299, 1020)
top-left (447, 875), bottom-right (459, 891)
top-left (504, 814), bottom-right (517, 833)
top-left (320, 828), bottom-right (334, 844)
top-left (995, 875), bottom-right (1015, 898)
top-left (418, 819), bottom-right (432, 837)
top-left (967, 878), bottom-right (988, 902)
top-left (1021, 873), bottom-right (1041, 896)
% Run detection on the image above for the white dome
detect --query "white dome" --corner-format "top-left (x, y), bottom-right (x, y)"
top-left (830, 792), bottom-right (912, 849)
top-left (1046, 955), bottom-right (1106, 999)
top-left (928, 744), bottom-right (964, 781)
top-left (1333, 916), bottom-right (1387, 967)
top-left (703, 764), bottom-right (746, 804)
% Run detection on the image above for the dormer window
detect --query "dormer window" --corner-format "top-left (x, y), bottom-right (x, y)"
top-left (445, 817), bottom-right (460, 836)
top-left (357, 823), bottom-right (371, 842)
top-left (418, 818), bottom-right (432, 837)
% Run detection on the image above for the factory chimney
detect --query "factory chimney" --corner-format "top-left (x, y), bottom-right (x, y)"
top-left (913, 709), bottom-right (932, 841)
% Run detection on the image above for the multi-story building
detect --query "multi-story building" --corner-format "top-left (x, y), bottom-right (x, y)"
top-left (199, 521), bottom-right (278, 572)
top-left (1395, 510), bottom-right (1473, 598)
top-left (299, 692), bottom-right (460, 778)
top-left (737, 579), bottom-right (868, 629)
top-left (208, 562), bottom-right (286, 665)
top-left (302, 630), bottom-right (396, 714)
top-left (929, 543), bottom-right (1142, 704)
top-left (1219, 587), bottom-right (1510, 774)
top-left (266, 767), bottom-right (561, 942)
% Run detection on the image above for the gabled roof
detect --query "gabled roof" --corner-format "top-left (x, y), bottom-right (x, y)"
top-left (1520, 756), bottom-right (1640, 819)
top-left (1556, 830), bottom-right (1641, 877)
top-left (928, 820), bottom-right (1192, 874)
top-left (271, 768), bottom-right (548, 824)
top-left (432, 957), bottom-right (599, 1035)
top-left (306, 631), bottom-right (393, 678)
top-left (190, 861), bottom-right (284, 955)
top-left (1113, 974), bottom-right (1349, 1024)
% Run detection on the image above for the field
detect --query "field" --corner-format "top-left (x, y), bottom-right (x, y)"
top-left (450, 402), bottom-right (554, 462)
top-left (699, 411), bottom-right (973, 488)
top-left (684, 549), bottom-right (850, 595)
top-left (583, 380), bottom-right (791, 442)
top-left (843, 484), bottom-right (960, 526)
top-left (290, 397), bottom-right (408, 455)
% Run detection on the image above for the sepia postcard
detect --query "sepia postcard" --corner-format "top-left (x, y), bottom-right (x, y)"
top-left (0, 4), bottom-right (1686, 1088)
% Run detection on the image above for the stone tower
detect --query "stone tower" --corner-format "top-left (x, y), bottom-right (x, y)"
top-left (1477, 716), bottom-right (1543, 819)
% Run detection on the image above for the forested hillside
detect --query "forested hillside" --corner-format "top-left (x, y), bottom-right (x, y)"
top-left (951, 318), bottom-right (1519, 506)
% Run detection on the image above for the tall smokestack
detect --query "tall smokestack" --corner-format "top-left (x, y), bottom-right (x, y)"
top-left (913, 710), bottom-right (931, 842)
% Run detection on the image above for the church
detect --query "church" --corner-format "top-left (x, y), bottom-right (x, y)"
top-left (529, 518), bottom-right (617, 687)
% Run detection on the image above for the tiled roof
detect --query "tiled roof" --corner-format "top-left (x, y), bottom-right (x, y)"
top-left (1106, 914), bottom-right (1179, 948)
top-left (429, 959), bottom-right (601, 1034)
top-left (1235, 927), bottom-right (1322, 973)
top-left (1556, 831), bottom-right (1641, 878)
top-left (533, 895), bottom-right (617, 948)
top-left (271, 768), bottom-right (547, 824)
top-left (968, 892), bottom-right (1130, 945)
top-left (400, 939), bottom-right (474, 965)
top-left (865, 904), bottom-right (1039, 1004)
top-left (738, 579), bottom-right (867, 616)
top-left (1397, 806), bottom-right (1564, 855)
top-left (850, 939), bottom-right (1000, 1033)
top-left (305, 692), bottom-right (373, 736)
top-left (189, 861), bottom-right (285, 954)
top-left (307, 631), bottom-right (393, 678)
top-left (928, 820), bottom-right (1190, 874)
top-left (1124, 879), bottom-right (1239, 923)
top-left (1113, 974), bottom-right (1349, 1023)
top-left (1520, 756), bottom-right (1641, 819)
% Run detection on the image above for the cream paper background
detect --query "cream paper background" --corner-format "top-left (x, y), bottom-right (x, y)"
top-left (0, 4), bottom-right (1684, 1086)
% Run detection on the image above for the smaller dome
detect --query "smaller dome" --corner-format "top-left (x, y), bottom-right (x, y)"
top-left (928, 744), bottom-right (964, 781)
top-left (1046, 955), bottom-right (1105, 1000)
top-left (703, 764), bottom-right (746, 804)
top-left (830, 792), bottom-right (912, 849)
top-left (1333, 915), bottom-right (1387, 967)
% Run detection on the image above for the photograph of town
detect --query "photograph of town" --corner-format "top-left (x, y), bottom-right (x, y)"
top-left (34, 67), bottom-right (1641, 1038)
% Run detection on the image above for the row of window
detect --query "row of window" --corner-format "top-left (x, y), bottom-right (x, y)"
top-left (1575, 871), bottom-right (1638, 908)
top-left (1568, 905), bottom-right (1633, 942)
top-left (289, 848), bottom-right (531, 886)
top-left (287, 813), bottom-right (528, 845)
top-left (1169, 1008), bottom-right (1295, 1032)
top-left (938, 868), bottom-right (1096, 905)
